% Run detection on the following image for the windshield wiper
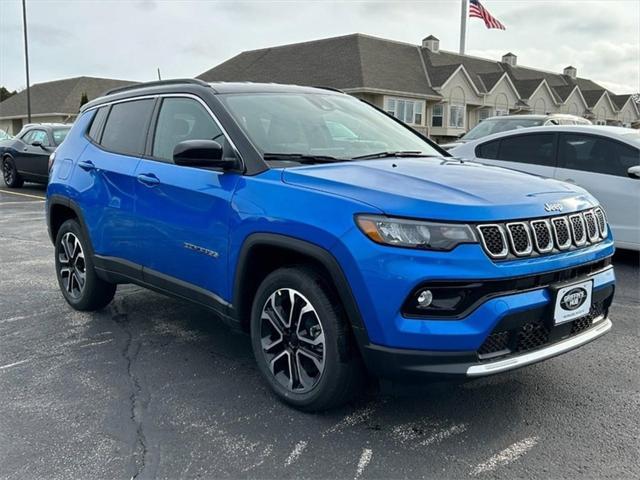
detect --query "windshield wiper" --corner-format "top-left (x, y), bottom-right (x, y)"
top-left (351, 151), bottom-right (435, 160)
top-left (263, 153), bottom-right (344, 164)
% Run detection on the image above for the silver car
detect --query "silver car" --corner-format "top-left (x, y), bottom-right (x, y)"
top-left (440, 114), bottom-right (592, 151)
top-left (450, 125), bottom-right (640, 251)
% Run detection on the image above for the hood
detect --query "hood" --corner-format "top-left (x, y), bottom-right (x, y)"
top-left (282, 158), bottom-right (596, 221)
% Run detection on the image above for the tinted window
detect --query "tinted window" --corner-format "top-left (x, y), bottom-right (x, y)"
top-left (52, 127), bottom-right (70, 145)
top-left (20, 130), bottom-right (35, 144)
top-left (30, 130), bottom-right (50, 146)
top-left (88, 107), bottom-right (109, 142)
top-left (152, 98), bottom-right (223, 161)
top-left (559, 134), bottom-right (640, 177)
top-left (475, 139), bottom-right (500, 159)
top-left (101, 99), bottom-right (154, 155)
top-left (497, 133), bottom-right (556, 167)
top-left (462, 117), bottom-right (544, 141)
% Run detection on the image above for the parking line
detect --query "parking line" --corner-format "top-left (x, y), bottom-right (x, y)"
top-left (355, 448), bottom-right (373, 480)
top-left (471, 437), bottom-right (539, 476)
top-left (0, 189), bottom-right (46, 200)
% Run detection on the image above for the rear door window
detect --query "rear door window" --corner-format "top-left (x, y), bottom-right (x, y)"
top-left (100, 99), bottom-right (154, 156)
top-left (496, 133), bottom-right (556, 166)
top-left (558, 133), bottom-right (640, 177)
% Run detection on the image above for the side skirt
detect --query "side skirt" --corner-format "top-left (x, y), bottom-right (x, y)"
top-left (93, 255), bottom-right (240, 330)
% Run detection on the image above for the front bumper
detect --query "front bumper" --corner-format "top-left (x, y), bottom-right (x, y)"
top-left (354, 265), bottom-right (615, 378)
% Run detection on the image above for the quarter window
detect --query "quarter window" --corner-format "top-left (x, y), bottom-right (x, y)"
top-left (100, 99), bottom-right (154, 156)
top-left (432, 104), bottom-right (444, 127)
top-left (449, 104), bottom-right (465, 128)
top-left (559, 134), bottom-right (639, 177)
top-left (385, 97), bottom-right (425, 125)
top-left (87, 107), bottom-right (109, 142)
top-left (496, 133), bottom-right (556, 167)
top-left (152, 97), bottom-right (224, 161)
top-left (475, 139), bottom-right (500, 159)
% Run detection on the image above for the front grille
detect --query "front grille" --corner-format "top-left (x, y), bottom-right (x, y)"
top-left (516, 322), bottom-right (550, 352)
top-left (552, 217), bottom-right (571, 250)
top-left (569, 214), bottom-right (587, 246)
top-left (583, 211), bottom-right (599, 242)
top-left (594, 207), bottom-right (608, 237)
top-left (477, 225), bottom-right (507, 258)
top-left (506, 223), bottom-right (532, 256)
top-left (531, 220), bottom-right (553, 253)
top-left (477, 208), bottom-right (607, 260)
top-left (478, 301), bottom-right (607, 360)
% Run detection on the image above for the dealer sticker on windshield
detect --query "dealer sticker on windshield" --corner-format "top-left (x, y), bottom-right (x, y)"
top-left (554, 280), bottom-right (593, 325)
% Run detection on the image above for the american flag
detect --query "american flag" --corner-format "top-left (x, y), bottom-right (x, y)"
top-left (469, 0), bottom-right (506, 30)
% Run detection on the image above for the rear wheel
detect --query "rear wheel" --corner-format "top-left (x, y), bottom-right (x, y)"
top-left (250, 267), bottom-right (363, 411)
top-left (55, 219), bottom-right (116, 311)
top-left (2, 157), bottom-right (23, 188)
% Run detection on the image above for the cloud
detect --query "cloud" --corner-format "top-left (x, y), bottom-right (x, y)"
top-left (0, 0), bottom-right (637, 94)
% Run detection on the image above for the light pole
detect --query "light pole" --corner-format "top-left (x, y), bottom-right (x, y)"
top-left (22, 0), bottom-right (32, 123)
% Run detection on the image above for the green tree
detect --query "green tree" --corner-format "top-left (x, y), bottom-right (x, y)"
top-left (0, 86), bottom-right (17, 102)
top-left (79, 92), bottom-right (89, 108)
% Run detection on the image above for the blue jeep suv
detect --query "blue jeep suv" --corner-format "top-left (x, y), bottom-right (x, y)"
top-left (47, 79), bottom-right (615, 410)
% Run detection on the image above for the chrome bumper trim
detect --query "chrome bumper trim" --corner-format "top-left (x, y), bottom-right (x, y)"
top-left (466, 317), bottom-right (611, 377)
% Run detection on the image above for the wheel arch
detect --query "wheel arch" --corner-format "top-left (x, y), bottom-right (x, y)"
top-left (233, 233), bottom-right (367, 338)
top-left (47, 195), bottom-right (95, 255)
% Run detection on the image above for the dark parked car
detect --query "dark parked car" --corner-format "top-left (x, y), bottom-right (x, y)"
top-left (1, 123), bottom-right (71, 187)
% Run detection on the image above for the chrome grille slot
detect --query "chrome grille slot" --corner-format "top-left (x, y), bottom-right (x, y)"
top-left (506, 222), bottom-right (532, 256)
top-left (531, 220), bottom-right (553, 253)
top-left (477, 225), bottom-right (508, 259)
top-left (583, 210), bottom-right (599, 242)
top-left (477, 209), bottom-right (605, 260)
top-left (594, 207), bottom-right (608, 238)
top-left (552, 217), bottom-right (572, 250)
top-left (569, 213), bottom-right (587, 246)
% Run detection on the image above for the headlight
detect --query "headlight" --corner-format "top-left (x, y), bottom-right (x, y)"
top-left (355, 215), bottom-right (477, 251)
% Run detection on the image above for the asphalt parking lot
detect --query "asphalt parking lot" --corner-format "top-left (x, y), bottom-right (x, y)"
top-left (1, 181), bottom-right (639, 480)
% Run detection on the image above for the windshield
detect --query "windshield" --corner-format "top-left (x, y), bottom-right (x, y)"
top-left (462, 118), bottom-right (544, 141)
top-left (219, 92), bottom-right (441, 161)
top-left (52, 127), bottom-right (71, 145)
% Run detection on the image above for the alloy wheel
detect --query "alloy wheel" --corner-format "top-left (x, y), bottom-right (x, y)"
top-left (58, 232), bottom-right (86, 299)
top-left (3, 159), bottom-right (14, 185)
top-left (260, 288), bottom-right (326, 393)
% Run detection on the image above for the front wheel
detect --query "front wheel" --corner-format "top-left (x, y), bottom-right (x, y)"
top-left (54, 219), bottom-right (116, 311)
top-left (2, 157), bottom-right (24, 188)
top-left (250, 267), bottom-right (363, 411)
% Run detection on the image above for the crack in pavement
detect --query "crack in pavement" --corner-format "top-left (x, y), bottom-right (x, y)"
top-left (110, 298), bottom-right (153, 479)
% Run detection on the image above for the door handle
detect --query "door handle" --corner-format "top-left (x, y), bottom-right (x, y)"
top-left (78, 160), bottom-right (96, 171)
top-left (137, 173), bottom-right (160, 187)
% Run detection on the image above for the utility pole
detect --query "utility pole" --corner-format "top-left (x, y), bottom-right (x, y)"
top-left (459, 0), bottom-right (468, 55)
top-left (21, 0), bottom-right (32, 123)
top-left (157, 68), bottom-right (162, 81)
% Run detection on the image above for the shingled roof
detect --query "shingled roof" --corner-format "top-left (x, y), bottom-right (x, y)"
top-left (0, 76), bottom-right (135, 119)
top-left (198, 34), bottom-right (439, 97)
top-left (198, 33), bottom-right (633, 111)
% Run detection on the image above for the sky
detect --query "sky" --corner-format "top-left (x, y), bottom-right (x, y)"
top-left (1, 0), bottom-right (639, 94)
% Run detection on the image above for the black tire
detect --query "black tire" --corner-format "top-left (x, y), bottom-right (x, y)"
top-left (250, 266), bottom-right (364, 411)
top-left (2, 156), bottom-right (24, 188)
top-left (54, 219), bottom-right (116, 311)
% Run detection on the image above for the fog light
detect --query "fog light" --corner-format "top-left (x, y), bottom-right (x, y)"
top-left (417, 289), bottom-right (433, 308)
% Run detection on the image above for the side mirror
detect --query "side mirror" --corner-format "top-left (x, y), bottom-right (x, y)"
top-left (628, 165), bottom-right (640, 179)
top-left (31, 140), bottom-right (42, 147)
top-left (173, 140), bottom-right (240, 170)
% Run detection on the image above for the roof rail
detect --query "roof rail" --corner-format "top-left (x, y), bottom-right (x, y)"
top-left (105, 78), bottom-right (210, 96)
top-left (311, 85), bottom-right (345, 94)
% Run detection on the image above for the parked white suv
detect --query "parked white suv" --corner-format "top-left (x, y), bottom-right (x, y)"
top-left (450, 125), bottom-right (640, 251)
top-left (440, 114), bottom-right (592, 151)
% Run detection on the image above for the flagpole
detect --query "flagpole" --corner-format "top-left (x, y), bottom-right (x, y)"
top-left (459, 0), bottom-right (468, 55)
